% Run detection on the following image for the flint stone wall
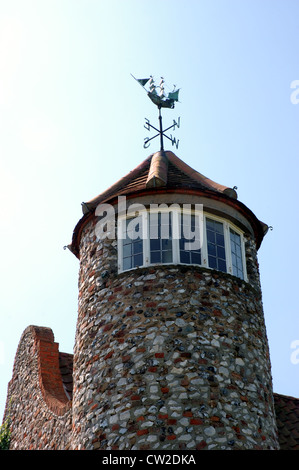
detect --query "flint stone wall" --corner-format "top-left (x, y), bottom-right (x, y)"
top-left (4, 326), bottom-right (72, 450)
top-left (70, 217), bottom-right (279, 450)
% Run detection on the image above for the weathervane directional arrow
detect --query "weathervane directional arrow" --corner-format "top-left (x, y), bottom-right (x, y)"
top-left (131, 74), bottom-right (181, 151)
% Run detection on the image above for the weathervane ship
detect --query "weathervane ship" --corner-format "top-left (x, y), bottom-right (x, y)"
top-left (132, 75), bottom-right (180, 109)
top-left (132, 74), bottom-right (181, 150)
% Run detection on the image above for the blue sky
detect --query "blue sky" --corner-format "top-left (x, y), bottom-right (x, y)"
top-left (1, 0), bottom-right (299, 421)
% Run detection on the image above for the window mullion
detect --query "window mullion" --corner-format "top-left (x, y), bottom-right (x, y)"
top-left (240, 233), bottom-right (248, 282)
top-left (143, 211), bottom-right (149, 266)
top-left (118, 217), bottom-right (125, 273)
top-left (172, 209), bottom-right (179, 264)
top-left (224, 222), bottom-right (232, 275)
top-left (202, 216), bottom-right (208, 267)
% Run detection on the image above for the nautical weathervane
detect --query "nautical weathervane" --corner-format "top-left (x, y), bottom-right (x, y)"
top-left (131, 75), bottom-right (181, 151)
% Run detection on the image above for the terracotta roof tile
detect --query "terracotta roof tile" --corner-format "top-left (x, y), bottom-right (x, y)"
top-left (59, 352), bottom-right (73, 401)
top-left (274, 393), bottom-right (299, 450)
top-left (69, 151), bottom-right (268, 256)
top-left (82, 151), bottom-right (237, 214)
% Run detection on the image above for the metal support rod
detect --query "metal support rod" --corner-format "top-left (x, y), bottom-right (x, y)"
top-left (158, 106), bottom-right (164, 151)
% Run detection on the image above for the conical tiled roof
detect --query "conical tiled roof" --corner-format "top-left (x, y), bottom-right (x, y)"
top-left (81, 151), bottom-right (238, 214)
top-left (69, 151), bottom-right (267, 257)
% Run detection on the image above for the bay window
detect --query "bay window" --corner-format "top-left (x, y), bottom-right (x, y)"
top-left (118, 208), bottom-right (247, 281)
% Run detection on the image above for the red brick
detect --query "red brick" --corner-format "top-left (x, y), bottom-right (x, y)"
top-left (190, 418), bottom-right (203, 425)
top-left (104, 350), bottom-right (114, 360)
top-left (180, 352), bottom-right (191, 358)
top-left (137, 429), bottom-right (148, 436)
top-left (181, 378), bottom-right (189, 386)
top-left (103, 323), bottom-right (113, 332)
top-left (240, 395), bottom-right (249, 402)
top-left (197, 440), bottom-right (207, 450)
top-left (115, 330), bottom-right (125, 337)
top-left (158, 414), bottom-right (168, 420)
top-left (114, 286), bottom-right (123, 292)
top-left (122, 355), bottom-right (131, 362)
top-left (210, 416), bottom-right (220, 422)
top-left (213, 309), bottom-right (222, 316)
top-left (174, 357), bottom-right (183, 363)
top-left (167, 419), bottom-right (177, 425)
top-left (155, 353), bottom-right (164, 358)
top-left (131, 395), bottom-right (141, 401)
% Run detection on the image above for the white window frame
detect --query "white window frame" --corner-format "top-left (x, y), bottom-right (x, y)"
top-left (117, 208), bottom-right (247, 282)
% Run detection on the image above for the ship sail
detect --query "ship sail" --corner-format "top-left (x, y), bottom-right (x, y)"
top-left (137, 77), bottom-right (150, 87)
top-left (131, 75), bottom-right (151, 88)
top-left (132, 73), bottom-right (180, 109)
top-left (168, 89), bottom-right (180, 102)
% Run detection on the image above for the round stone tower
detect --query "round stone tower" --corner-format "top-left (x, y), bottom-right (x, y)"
top-left (68, 150), bottom-right (279, 450)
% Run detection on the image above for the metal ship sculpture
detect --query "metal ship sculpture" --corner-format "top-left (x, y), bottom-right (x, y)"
top-left (132, 75), bottom-right (180, 109)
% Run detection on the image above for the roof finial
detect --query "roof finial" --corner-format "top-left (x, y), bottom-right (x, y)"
top-left (131, 74), bottom-right (181, 151)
